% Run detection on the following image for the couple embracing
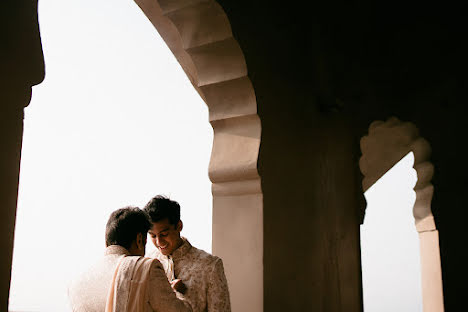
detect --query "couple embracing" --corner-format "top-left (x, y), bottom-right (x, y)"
top-left (69, 195), bottom-right (231, 312)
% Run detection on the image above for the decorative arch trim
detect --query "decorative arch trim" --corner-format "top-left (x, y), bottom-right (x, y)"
top-left (134, 0), bottom-right (261, 194)
top-left (133, 1), bottom-right (263, 311)
top-left (359, 117), bottom-right (434, 232)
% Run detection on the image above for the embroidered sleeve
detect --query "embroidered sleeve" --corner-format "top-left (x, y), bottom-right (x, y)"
top-left (148, 259), bottom-right (193, 312)
top-left (207, 259), bottom-right (231, 312)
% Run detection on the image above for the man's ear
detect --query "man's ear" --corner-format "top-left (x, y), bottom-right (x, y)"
top-left (177, 220), bottom-right (183, 232)
top-left (136, 232), bottom-right (145, 250)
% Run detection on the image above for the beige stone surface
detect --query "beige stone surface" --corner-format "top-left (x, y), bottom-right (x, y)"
top-left (420, 231), bottom-right (444, 312)
top-left (213, 194), bottom-right (263, 312)
top-left (158, 0), bottom-right (209, 14)
top-left (201, 77), bottom-right (257, 122)
top-left (165, 2), bottom-right (231, 49)
top-left (186, 38), bottom-right (247, 86)
top-left (414, 185), bottom-right (436, 231)
top-left (212, 178), bottom-right (261, 197)
top-left (209, 115), bottom-right (261, 183)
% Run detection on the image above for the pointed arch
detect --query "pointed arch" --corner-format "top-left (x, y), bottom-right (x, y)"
top-left (359, 117), bottom-right (444, 312)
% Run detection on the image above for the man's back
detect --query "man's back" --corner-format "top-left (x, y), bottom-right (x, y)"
top-left (68, 246), bottom-right (125, 312)
top-left (69, 245), bottom-right (192, 312)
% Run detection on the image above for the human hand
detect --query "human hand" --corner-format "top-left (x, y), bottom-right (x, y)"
top-left (170, 279), bottom-right (187, 294)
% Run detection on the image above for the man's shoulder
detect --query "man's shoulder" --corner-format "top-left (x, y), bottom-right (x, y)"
top-left (137, 257), bottom-right (165, 279)
top-left (123, 254), bottom-right (162, 270)
top-left (147, 249), bottom-right (164, 261)
top-left (187, 244), bottom-right (222, 268)
top-left (146, 256), bottom-right (163, 269)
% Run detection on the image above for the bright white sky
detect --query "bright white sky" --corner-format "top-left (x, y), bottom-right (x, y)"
top-left (361, 152), bottom-right (423, 312)
top-left (9, 0), bottom-right (213, 311)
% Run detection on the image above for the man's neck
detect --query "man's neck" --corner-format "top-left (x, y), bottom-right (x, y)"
top-left (171, 237), bottom-right (184, 255)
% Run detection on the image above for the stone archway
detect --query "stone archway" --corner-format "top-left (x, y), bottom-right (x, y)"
top-left (359, 117), bottom-right (444, 312)
top-left (133, 1), bottom-right (263, 311)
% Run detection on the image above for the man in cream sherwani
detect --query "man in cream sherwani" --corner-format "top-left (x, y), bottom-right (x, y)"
top-left (144, 196), bottom-right (231, 312)
top-left (68, 206), bottom-right (192, 312)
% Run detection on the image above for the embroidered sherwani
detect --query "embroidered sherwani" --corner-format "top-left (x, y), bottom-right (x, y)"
top-left (68, 245), bottom-right (192, 312)
top-left (148, 238), bottom-right (231, 312)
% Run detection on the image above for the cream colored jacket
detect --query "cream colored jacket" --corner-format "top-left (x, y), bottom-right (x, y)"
top-left (149, 238), bottom-right (231, 312)
top-left (68, 245), bottom-right (192, 312)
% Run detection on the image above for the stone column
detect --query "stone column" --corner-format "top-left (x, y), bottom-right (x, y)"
top-left (0, 0), bottom-right (44, 308)
top-left (0, 98), bottom-right (27, 309)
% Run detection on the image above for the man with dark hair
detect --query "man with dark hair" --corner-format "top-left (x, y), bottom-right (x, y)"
top-left (68, 206), bottom-right (192, 312)
top-left (144, 195), bottom-right (231, 312)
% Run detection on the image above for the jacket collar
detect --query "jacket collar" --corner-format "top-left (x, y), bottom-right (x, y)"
top-left (105, 245), bottom-right (130, 256)
top-left (170, 237), bottom-right (192, 261)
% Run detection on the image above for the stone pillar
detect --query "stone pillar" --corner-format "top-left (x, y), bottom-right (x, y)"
top-left (259, 115), bottom-right (363, 311)
top-left (0, 100), bottom-right (27, 309)
top-left (0, 0), bottom-right (44, 308)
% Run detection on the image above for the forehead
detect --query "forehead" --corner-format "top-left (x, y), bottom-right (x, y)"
top-left (149, 218), bottom-right (174, 233)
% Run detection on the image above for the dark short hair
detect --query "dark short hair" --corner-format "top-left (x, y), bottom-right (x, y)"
top-left (105, 206), bottom-right (151, 249)
top-left (143, 195), bottom-right (180, 226)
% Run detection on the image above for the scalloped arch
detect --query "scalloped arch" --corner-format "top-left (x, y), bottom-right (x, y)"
top-left (360, 117), bottom-right (434, 231)
top-left (133, 1), bottom-right (262, 311)
top-left (134, 0), bottom-right (261, 192)
top-left (359, 117), bottom-right (444, 311)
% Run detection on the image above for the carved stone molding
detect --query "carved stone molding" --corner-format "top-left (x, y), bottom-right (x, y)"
top-left (134, 0), bottom-right (261, 195)
top-left (360, 117), bottom-right (444, 311)
top-left (359, 117), bottom-right (434, 232)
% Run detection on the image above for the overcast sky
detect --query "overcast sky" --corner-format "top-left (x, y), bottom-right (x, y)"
top-left (361, 152), bottom-right (423, 312)
top-left (9, 1), bottom-right (424, 311)
top-left (9, 0), bottom-right (213, 311)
